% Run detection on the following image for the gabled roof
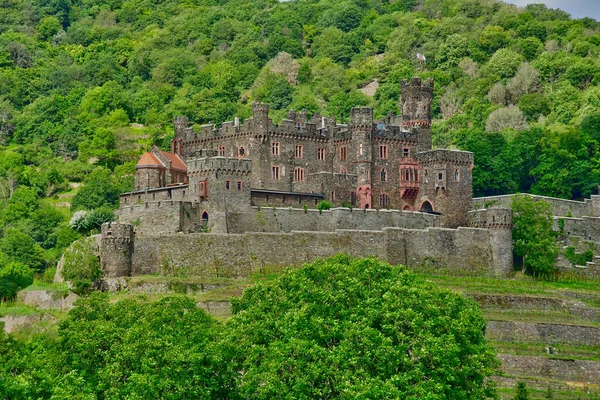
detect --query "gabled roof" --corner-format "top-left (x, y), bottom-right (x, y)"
top-left (159, 151), bottom-right (187, 173)
top-left (136, 152), bottom-right (165, 170)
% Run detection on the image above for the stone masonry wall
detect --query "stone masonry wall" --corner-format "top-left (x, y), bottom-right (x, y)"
top-left (128, 226), bottom-right (499, 278)
top-left (225, 206), bottom-right (439, 233)
top-left (118, 201), bottom-right (202, 234)
top-left (474, 193), bottom-right (596, 218)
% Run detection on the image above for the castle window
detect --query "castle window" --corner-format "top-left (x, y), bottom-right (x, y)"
top-left (272, 166), bottom-right (280, 180)
top-left (237, 181), bottom-right (242, 191)
top-left (403, 148), bottom-right (409, 157)
top-left (331, 191), bottom-right (336, 201)
top-left (225, 180), bottom-right (231, 190)
top-left (424, 170), bottom-right (429, 183)
top-left (238, 147), bottom-right (246, 157)
top-left (294, 167), bottom-right (305, 182)
top-left (340, 146), bottom-right (347, 161)
top-left (381, 168), bottom-right (387, 182)
top-left (379, 145), bottom-right (388, 159)
top-left (379, 194), bottom-right (390, 208)
top-left (199, 180), bottom-right (207, 197)
top-left (359, 143), bottom-right (363, 156)
top-left (438, 172), bottom-right (443, 181)
top-left (218, 146), bottom-right (226, 157)
top-left (318, 148), bottom-right (326, 160)
top-left (366, 170), bottom-right (370, 181)
top-left (295, 145), bottom-right (303, 158)
top-left (272, 142), bottom-right (280, 156)
top-left (201, 211), bottom-right (209, 225)
top-left (455, 168), bottom-right (460, 182)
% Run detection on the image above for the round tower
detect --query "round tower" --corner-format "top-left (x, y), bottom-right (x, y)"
top-left (252, 102), bottom-right (270, 132)
top-left (468, 208), bottom-right (513, 277)
top-left (100, 222), bottom-right (134, 278)
top-left (401, 77), bottom-right (433, 153)
top-left (174, 116), bottom-right (189, 138)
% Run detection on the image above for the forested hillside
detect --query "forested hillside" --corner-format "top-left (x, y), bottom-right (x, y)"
top-left (1, 0), bottom-right (600, 276)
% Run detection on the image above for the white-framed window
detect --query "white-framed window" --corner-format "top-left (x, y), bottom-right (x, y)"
top-left (379, 145), bottom-right (388, 159)
top-left (295, 145), bottom-right (303, 158)
top-left (294, 167), bottom-right (305, 182)
top-left (272, 166), bottom-right (280, 180)
top-left (318, 148), bottom-right (326, 160)
top-left (272, 142), bottom-right (280, 156)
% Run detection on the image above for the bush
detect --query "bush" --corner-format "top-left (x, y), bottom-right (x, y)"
top-left (223, 256), bottom-right (499, 399)
top-left (61, 238), bottom-right (101, 294)
top-left (316, 200), bottom-right (333, 211)
top-left (0, 263), bottom-right (34, 300)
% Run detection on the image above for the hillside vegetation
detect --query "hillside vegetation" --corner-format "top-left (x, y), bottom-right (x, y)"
top-left (1, 0), bottom-right (600, 275)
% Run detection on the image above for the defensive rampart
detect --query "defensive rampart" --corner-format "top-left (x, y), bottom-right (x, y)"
top-left (126, 225), bottom-right (506, 278)
top-left (474, 193), bottom-right (600, 218)
top-left (226, 206), bottom-right (440, 233)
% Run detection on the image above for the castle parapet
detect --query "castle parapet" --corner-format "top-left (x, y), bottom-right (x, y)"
top-left (468, 208), bottom-right (513, 229)
top-left (416, 149), bottom-right (474, 166)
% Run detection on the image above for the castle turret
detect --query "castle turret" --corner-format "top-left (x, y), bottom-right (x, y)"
top-left (468, 208), bottom-right (513, 277)
top-left (100, 222), bottom-right (134, 278)
top-left (350, 107), bottom-right (373, 208)
top-left (252, 102), bottom-right (270, 133)
top-left (401, 77), bottom-right (433, 153)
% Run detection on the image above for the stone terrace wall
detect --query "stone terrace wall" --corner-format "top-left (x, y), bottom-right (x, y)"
top-left (130, 226), bottom-right (498, 278)
top-left (226, 206), bottom-right (439, 233)
top-left (558, 216), bottom-right (600, 241)
top-left (474, 194), bottom-right (595, 218)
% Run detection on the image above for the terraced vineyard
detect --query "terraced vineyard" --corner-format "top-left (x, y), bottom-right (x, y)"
top-left (2, 271), bottom-right (600, 399)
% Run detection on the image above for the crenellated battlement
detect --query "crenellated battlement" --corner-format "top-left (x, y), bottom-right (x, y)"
top-left (416, 149), bottom-right (474, 166)
top-left (468, 208), bottom-right (513, 229)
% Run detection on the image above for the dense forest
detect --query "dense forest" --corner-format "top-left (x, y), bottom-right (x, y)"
top-left (1, 0), bottom-right (600, 277)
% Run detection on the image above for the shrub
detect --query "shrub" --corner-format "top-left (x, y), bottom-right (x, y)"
top-left (316, 200), bottom-right (333, 211)
top-left (0, 263), bottom-right (34, 300)
top-left (61, 238), bottom-right (101, 294)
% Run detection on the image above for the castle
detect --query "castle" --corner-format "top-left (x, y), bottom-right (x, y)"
top-left (121, 78), bottom-right (474, 232)
top-left (99, 78), bottom-right (516, 281)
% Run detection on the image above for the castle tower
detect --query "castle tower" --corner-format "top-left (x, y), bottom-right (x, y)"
top-left (188, 156), bottom-right (252, 233)
top-left (100, 222), bottom-right (134, 278)
top-left (416, 150), bottom-right (473, 228)
top-left (252, 102), bottom-right (270, 134)
top-left (172, 116), bottom-right (188, 157)
top-left (468, 208), bottom-right (513, 276)
top-left (350, 107), bottom-right (373, 208)
top-left (401, 77), bottom-right (433, 153)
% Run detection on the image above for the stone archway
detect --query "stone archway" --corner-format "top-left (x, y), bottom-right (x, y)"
top-left (420, 201), bottom-right (434, 213)
top-left (403, 205), bottom-right (413, 211)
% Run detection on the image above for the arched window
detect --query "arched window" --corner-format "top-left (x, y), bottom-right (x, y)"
top-left (420, 201), bottom-right (434, 213)
top-left (379, 194), bottom-right (389, 208)
top-left (381, 168), bottom-right (387, 182)
top-left (201, 211), bottom-right (209, 226)
top-left (403, 205), bottom-right (412, 211)
top-left (238, 147), bottom-right (246, 157)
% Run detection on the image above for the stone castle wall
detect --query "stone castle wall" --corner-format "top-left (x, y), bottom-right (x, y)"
top-left (226, 206), bottom-right (440, 233)
top-left (126, 225), bottom-right (503, 278)
top-left (473, 193), bottom-right (599, 218)
top-left (118, 201), bottom-right (202, 235)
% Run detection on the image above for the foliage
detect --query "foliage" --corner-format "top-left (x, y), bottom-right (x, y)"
top-left (316, 200), bottom-right (333, 211)
top-left (564, 246), bottom-right (594, 266)
top-left (0, 262), bottom-right (34, 300)
top-left (223, 255), bottom-right (499, 399)
top-left (485, 105), bottom-right (528, 133)
top-left (511, 195), bottom-right (559, 275)
top-left (60, 238), bottom-right (101, 294)
top-left (514, 381), bottom-right (529, 400)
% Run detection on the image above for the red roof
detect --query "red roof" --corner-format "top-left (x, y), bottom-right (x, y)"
top-left (159, 151), bottom-right (187, 173)
top-left (136, 152), bottom-right (165, 169)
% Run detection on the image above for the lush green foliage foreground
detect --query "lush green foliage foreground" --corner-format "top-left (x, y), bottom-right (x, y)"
top-left (0, 256), bottom-right (499, 399)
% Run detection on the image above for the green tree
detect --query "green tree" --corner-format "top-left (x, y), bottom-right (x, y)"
top-left (37, 16), bottom-right (62, 41)
top-left (511, 195), bottom-right (559, 275)
top-left (71, 167), bottom-right (120, 211)
top-left (60, 238), bottom-right (101, 294)
top-left (0, 228), bottom-right (46, 272)
top-left (223, 256), bottom-right (499, 399)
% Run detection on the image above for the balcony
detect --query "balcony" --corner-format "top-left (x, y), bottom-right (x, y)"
top-left (400, 165), bottom-right (420, 199)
